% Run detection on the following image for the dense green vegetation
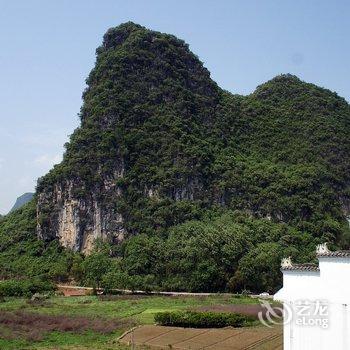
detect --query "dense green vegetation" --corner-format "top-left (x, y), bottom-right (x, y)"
top-left (155, 310), bottom-right (256, 328)
top-left (1, 22), bottom-right (350, 293)
top-left (0, 279), bottom-right (55, 297)
top-left (0, 201), bottom-right (75, 283)
top-left (93, 211), bottom-right (317, 293)
top-left (0, 202), bottom-right (316, 293)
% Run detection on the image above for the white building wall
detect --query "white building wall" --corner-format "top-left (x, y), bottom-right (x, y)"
top-left (275, 256), bottom-right (350, 350)
top-left (318, 258), bottom-right (350, 303)
top-left (281, 271), bottom-right (321, 301)
top-left (284, 302), bottom-right (350, 350)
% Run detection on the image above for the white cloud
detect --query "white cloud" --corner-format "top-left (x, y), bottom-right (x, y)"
top-left (0, 158), bottom-right (4, 169)
top-left (25, 133), bottom-right (65, 148)
top-left (18, 176), bottom-right (34, 188)
top-left (33, 154), bottom-right (62, 167)
top-left (23, 126), bottom-right (72, 148)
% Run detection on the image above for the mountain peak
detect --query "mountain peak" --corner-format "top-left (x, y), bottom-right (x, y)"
top-left (252, 73), bottom-right (344, 104)
top-left (97, 22), bottom-right (188, 55)
top-left (269, 73), bottom-right (301, 83)
top-left (253, 74), bottom-right (303, 94)
top-left (100, 22), bottom-right (145, 50)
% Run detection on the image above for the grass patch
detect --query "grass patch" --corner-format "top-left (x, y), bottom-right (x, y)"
top-left (0, 294), bottom-right (258, 319)
top-left (0, 331), bottom-right (129, 350)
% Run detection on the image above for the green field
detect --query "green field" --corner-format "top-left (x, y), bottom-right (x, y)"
top-left (0, 294), bottom-right (258, 350)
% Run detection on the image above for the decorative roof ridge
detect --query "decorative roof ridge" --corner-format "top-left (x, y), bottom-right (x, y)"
top-left (281, 257), bottom-right (319, 272)
top-left (280, 243), bottom-right (350, 272)
top-left (316, 243), bottom-right (350, 258)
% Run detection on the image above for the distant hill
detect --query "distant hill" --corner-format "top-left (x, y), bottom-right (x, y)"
top-left (10, 193), bottom-right (34, 213)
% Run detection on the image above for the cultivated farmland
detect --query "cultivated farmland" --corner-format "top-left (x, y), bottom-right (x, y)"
top-left (0, 294), bottom-right (281, 349)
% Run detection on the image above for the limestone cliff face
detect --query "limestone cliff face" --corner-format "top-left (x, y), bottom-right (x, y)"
top-left (36, 166), bottom-right (205, 253)
top-left (36, 168), bottom-right (203, 253)
top-left (37, 170), bottom-right (125, 253)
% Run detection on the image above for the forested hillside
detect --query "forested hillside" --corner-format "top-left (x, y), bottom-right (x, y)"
top-left (1, 22), bottom-right (349, 293)
top-left (0, 201), bottom-right (73, 281)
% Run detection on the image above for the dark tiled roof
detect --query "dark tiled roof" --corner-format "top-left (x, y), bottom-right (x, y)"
top-left (317, 250), bottom-right (350, 258)
top-left (281, 263), bottom-right (320, 272)
top-left (281, 244), bottom-right (350, 273)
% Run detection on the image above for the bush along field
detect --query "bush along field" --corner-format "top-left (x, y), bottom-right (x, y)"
top-left (154, 310), bottom-right (257, 328)
top-left (0, 280), bottom-right (56, 298)
top-left (0, 293), bottom-right (263, 350)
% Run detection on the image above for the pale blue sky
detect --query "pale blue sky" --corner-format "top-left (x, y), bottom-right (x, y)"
top-left (0, 0), bottom-right (349, 214)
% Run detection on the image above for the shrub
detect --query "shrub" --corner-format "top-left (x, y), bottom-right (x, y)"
top-left (0, 279), bottom-right (55, 297)
top-left (154, 311), bottom-right (256, 328)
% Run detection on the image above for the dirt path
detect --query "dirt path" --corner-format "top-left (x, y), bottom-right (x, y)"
top-left (57, 285), bottom-right (272, 299)
top-left (57, 284), bottom-right (231, 297)
top-left (119, 325), bottom-right (282, 349)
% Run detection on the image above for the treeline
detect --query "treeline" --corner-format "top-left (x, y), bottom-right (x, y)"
top-left (72, 211), bottom-right (320, 293)
top-left (0, 201), bottom-right (322, 294)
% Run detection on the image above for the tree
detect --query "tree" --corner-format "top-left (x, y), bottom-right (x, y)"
top-left (235, 243), bottom-right (284, 293)
top-left (82, 253), bottom-right (111, 290)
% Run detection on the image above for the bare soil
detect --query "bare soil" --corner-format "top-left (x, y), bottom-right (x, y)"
top-left (120, 325), bottom-right (283, 349)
